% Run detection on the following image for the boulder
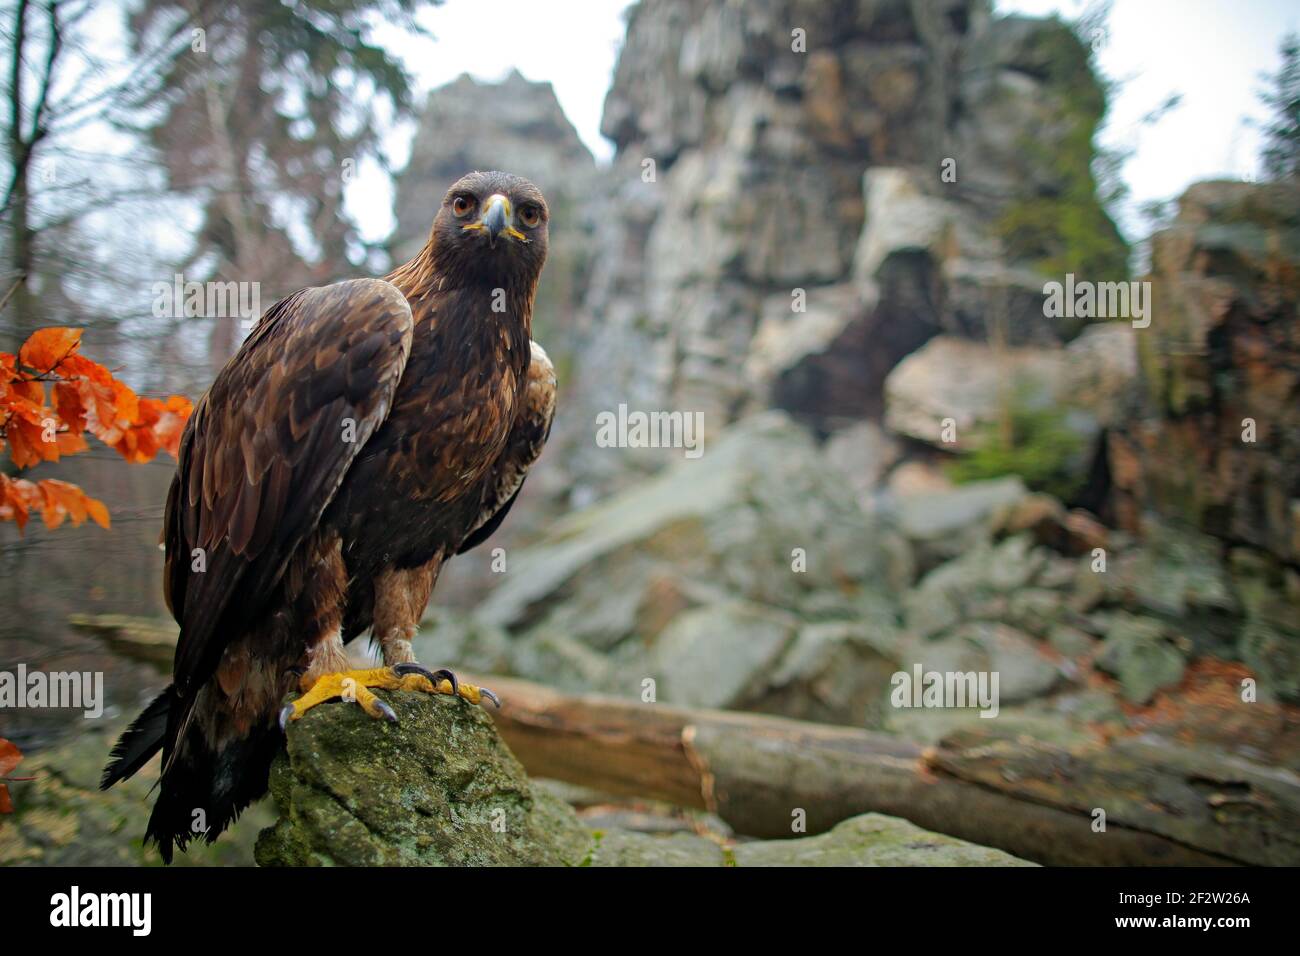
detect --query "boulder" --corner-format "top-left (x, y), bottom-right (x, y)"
top-left (1095, 613), bottom-right (1188, 705)
top-left (884, 336), bottom-right (1063, 451)
top-left (1092, 520), bottom-right (1241, 659)
top-left (824, 420), bottom-right (902, 495)
top-left (898, 622), bottom-right (1062, 704)
top-left (584, 812), bottom-right (1035, 867)
top-left (255, 692), bottom-right (592, 866)
top-left (731, 812), bottom-right (1035, 867)
top-left (882, 330), bottom-right (1137, 454)
top-left (901, 533), bottom-right (1046, 638)
top-left (991, 493), bottom-right (1109, 556)
top-left (585, 829), bottom-right (726, 867)
top-left (888, 474), bottom-right (1028, 549)
top-left (749, 619), bottom-right (901, 728)
top-left (648, 601), bottom-right (796, 710)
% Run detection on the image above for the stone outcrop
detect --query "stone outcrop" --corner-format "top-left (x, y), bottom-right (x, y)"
top-left (1109, 180), bottom-right (1300, 567)
top-left (883, 326), bottom-right (1136, 450)
top-left (562, 0), bottom-right (1126, 496)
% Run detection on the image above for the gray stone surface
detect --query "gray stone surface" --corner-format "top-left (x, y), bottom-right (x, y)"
top-left (731, 813), bottom-right (1036, 867)
top-left (1095, 612), bottom-right (1187, 705)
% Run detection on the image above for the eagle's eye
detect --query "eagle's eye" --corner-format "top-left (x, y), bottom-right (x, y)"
top-left (519, 204), bottom-right (541, 228)
top-left (451, 195), bottom-right (475, 218)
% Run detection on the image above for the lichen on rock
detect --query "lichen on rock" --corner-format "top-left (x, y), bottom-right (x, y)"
top-left (254, 691), bottom-right (591, 866)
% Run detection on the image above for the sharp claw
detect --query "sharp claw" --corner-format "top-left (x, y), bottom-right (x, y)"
top-left (374, 699), bottom-right (398, 723)
top-left (480, 687), bottom-right (501, 709)
top-left (393, 662), bottom-right (458, 697)
top-left (278, 703), bottom-right (295, 731)
top-left (392, 662), bottom-right (430, 678)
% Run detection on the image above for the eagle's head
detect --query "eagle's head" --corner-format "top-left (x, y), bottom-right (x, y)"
top-left (429, 170), bottom-right (549, 287)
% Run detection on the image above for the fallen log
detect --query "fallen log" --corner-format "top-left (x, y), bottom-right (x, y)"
top-left (68, 613), bottom-right (178, 669)
top-left (480, 675), bottom-right (1299, 866)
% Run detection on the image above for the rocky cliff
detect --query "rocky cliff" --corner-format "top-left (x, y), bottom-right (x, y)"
top-left (1110, 180), bottom-right (1300, 567)
top-left (561, 0), bottom-right (1126, 495)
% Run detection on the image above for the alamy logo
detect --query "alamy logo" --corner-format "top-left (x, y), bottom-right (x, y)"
top-left (890, 665), bottom-right (1000, 718)
top-left (1042, 273), bottom-right (1150, 328)
top-left (152, 273), bottom-right (262, 325)
top-left (595, 404), bottom-right (704, 459)
top-left (0, 665), bottom-right (103, 718)
top-left (50, 886), bottom-right (151, 936)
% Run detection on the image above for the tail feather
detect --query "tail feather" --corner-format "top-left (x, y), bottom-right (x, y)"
top-left (100, 686), bottom-right (173, 789)
top-left (144, 698), bottom-right (283, 864)
top-left (103, 683), bottom-right (281, 863)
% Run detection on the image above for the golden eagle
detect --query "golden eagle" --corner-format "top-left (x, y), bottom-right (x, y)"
top-left (100, 171), bottom-right (557, 861)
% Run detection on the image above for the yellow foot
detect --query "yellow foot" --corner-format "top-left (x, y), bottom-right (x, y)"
top-left (278, 664), bottom-right (499, 730)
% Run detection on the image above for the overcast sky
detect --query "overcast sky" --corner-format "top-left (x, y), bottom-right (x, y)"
top-left (350, 0), bottom-right (1298, 246)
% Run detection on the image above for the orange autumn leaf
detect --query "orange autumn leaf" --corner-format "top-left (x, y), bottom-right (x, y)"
top-left (11, 377), bottom-right (44, 408)
top-left (0, 475), bottom-right (52, 532)
top-left (5, 416), bottom-right (56, 469)
top-left (0, 737), bottom-right (25, 814)
top-left (0, 738), bottom-right (23, 777)
top-left (1, 327), bottom-right (192, 533)
top-left (55, 431), bottom-right (89, 455)
top-left (59, 352), bottom-right (115, 385)
top-left (155, 395), bottom-right (193, 457)
top-left (84, 495), bottom-right (111, 530)
top-left (53, 380), bottom-right (86, 434)
top-left (18, 327), bottom-right (82, 373)
top-left (0, 474), bottom-right (32, 531)
top-left (55, 479), bottom-right (108, 530)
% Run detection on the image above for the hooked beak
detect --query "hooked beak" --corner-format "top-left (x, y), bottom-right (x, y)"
top-left (463, 193), bottom-right (529, 247)
top-left (482, 194), bottom-right (508, 243)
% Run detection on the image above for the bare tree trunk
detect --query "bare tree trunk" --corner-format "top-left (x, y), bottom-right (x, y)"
top-left (186, 1), bottom-right (260, 371)
top-left (4, 0), bottom-right (62, 351)
top-left (5, 0), bottom-right (35, 350)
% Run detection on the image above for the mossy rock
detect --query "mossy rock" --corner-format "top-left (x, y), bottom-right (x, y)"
top-left (584, 829), bottom-right (726, 867)
top-left (732, 813), bottom-right (1036, 867)
top-left (255, 691), bottom-right (591, 866)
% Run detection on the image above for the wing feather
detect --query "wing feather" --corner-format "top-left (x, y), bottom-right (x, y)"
top-left (458, 341), bottom-right (556, 554)
top-left (163, 278), bottom-right (413, 696)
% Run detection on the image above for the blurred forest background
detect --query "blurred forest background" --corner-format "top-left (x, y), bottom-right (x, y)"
top-left (1, 0), bottom-right (1298, 865)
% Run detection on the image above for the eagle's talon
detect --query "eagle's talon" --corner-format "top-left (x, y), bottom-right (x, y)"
top-left (389, 661), bottom-right (497, 709)
top-left (393, 662), bottom-right (459, 698)
top-left (278, 664), bottom-right (495, 730)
